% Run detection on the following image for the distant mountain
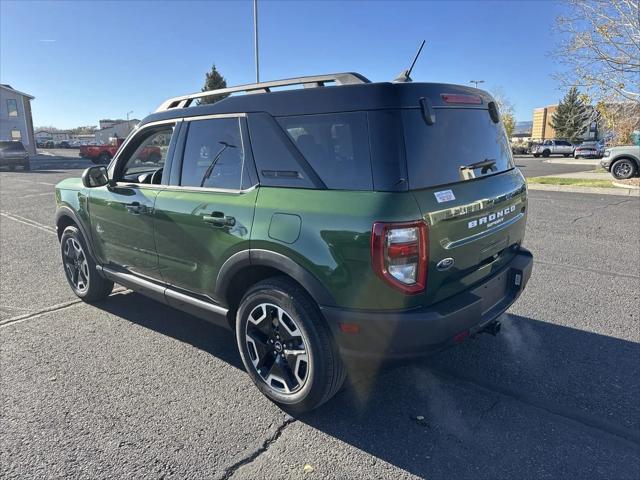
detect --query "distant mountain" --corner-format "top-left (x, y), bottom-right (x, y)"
top-left (514, 121), bottom-right (533, 135)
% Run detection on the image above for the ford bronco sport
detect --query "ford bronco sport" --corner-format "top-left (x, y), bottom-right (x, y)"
top-left (55, 73), bottom-right (533, 412)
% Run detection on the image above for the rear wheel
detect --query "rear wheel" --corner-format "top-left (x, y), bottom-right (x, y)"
top-left (148, 152), bottom-right (161, 164)
top-left (60, 226), bottom-right (113, 302)
top-left (236, 277), bottom-right (346, 413)
top-left (611, 158), bottom-right (637, 180)
top-left (97, 152), bottom-right (111, 164)
top-left (533, 154), bottom-right (540, 158)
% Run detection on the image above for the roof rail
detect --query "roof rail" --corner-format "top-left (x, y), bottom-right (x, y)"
top-left (155, 72), bottom-right (370, 112)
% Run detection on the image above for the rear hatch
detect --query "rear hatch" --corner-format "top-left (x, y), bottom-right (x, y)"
top-left (402, 104), bottom-right (527, 306)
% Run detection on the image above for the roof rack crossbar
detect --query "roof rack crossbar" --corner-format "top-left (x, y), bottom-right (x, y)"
top-left (155, 72), bottom-right (370, 112)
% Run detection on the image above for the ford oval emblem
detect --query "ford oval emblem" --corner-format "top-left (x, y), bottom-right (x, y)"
top-left (437, 258), bottom-right (455, 271)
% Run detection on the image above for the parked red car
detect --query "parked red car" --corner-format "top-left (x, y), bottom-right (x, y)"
top-left (79, 137), bottom-right (162, 164)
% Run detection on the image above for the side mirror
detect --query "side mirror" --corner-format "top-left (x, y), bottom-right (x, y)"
top-left (82, 165), bottom-right (110, 188)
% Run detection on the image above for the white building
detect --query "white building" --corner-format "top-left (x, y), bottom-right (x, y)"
top-left (94, 120), bottom-right (139, 144)
top-left (0, 84), bottom-right (36, 155)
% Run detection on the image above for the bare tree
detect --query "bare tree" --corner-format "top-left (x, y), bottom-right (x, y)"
top-left (554, 0), bottom-right (640, 102)
top-left (491, 87), bottom-right (517, 139)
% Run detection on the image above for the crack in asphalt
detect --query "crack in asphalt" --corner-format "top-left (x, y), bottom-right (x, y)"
top-left (434, 367), bottom-right (640, 448)
top-left (533, 259), bottom-right (640, 280)
top-left (217, 417), bottom-right (296, 480)
top-left (570, 198), bottom-right (637, 224)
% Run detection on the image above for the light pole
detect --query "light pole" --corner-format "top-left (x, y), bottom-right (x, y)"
top-left (253, 0), bottom-right (259, 83)
top-left (470, 80), bottom-right (485, 88)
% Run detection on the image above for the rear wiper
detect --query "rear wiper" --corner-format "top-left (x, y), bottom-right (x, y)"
top-left (460, 159), bottom-right (496, 174)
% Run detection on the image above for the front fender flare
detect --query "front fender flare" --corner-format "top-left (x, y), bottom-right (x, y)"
top-left (55, 206), bottom-right (98, 263)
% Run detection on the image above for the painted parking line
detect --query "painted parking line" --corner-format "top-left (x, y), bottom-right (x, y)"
top-left (0, 287), bottom-right (127, 328)
top-left (0, 211), bottom-right (56, 234)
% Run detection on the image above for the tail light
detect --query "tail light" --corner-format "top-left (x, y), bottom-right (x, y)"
top-left (371, 221), bottom-right (428, 294)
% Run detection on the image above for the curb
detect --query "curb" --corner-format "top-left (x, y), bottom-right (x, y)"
top-left (527, 183), bottom-right (640, 197)
top-left (612, 181), bottom-right (640, 190)
top-left (543, 159), bottom-right (601, 166)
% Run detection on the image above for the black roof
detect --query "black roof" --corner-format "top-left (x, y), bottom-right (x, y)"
top-left (141, 81), bottom-right (495, 126)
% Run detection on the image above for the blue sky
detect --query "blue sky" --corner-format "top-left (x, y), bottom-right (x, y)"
top-left (1, 0), bottom-right (567, 128)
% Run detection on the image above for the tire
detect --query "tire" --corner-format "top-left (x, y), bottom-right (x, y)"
top-left (97, 152), bottom-right (111, 164)
top-left (563, 153), bottom-right (570, 157)
top-left (60, 226), bottom-right (113, 302)
top-left (148, 152), bottom-right (161, 164)
top-left (611, 158), bottom-right (638, 180)
top-left (542, 149), bottom-right (551, 158)
top-left (236, 277), bottom-right (346, 413)
top-left (533, 154), bottom-right (540, 158)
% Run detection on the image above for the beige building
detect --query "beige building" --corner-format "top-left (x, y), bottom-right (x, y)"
top-left (531, 105), bottom-right (558, 141)
top-left (0, 84), bottom-right (36, 155)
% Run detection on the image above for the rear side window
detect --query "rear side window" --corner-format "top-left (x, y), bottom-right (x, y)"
top-left (181, 118), bottom-right (244, 190)
top-left (277, 112), bottom-right (373, 190)
top-left (402, 108), bottom-right (513, 190)
top-left (247, 113), bottom-right (315, 189)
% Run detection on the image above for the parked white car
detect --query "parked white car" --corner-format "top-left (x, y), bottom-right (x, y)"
top-left (532, 139), bottom-right (574, 158)
top-left (600, 145), bottom-right (640, 179)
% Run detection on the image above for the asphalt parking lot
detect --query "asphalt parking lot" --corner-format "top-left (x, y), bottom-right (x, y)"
top-left (1, 162), bottom-right (638, 479)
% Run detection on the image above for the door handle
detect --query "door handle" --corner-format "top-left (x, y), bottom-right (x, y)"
top-left (125, 202), bottom-right (148, 215)
top-left (203, 211), bottom-right (236, 227)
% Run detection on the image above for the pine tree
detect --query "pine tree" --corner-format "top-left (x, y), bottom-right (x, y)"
top-left (550, 87), bottom-right (590, 142)
top-left (199, 64), bottom-right (229, 105)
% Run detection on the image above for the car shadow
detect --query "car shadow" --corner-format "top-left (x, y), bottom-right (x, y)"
top-left (94, 291), bottom-right (640, 478)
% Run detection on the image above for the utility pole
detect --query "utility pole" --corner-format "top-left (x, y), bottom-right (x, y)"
top-left (126, 110), bottom-right (133, 132)
top-left (469, 80), bottom-right (485, 88)
top-left (253, 0), bottom-right (260, 83)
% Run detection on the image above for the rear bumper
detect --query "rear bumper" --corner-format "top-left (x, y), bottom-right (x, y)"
top-left (321, 247), bottom-right (533, 360)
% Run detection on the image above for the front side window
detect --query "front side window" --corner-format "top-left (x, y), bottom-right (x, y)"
top-left (180, 118), bottom-right (244, 190)
top-left (11, 129), bottom-right (21, 141)
top-left (120, 126), bottom-right (174, 183)
top-left (7, 99), bottom-right (18, 117)
top-left (277, 112), bottom-right (373, 190)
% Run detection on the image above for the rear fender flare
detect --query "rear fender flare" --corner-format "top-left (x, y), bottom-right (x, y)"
top-left (216, 249), bottom-right (336, 307)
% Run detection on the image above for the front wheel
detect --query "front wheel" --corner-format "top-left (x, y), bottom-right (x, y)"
top-left (236, 277), bottom-right (346, 413)
top-left (542, 150), bottom-right (551, 158)
top-left (611, 158), bottom-right (637, 180)
top-left (60, 226), bottom-right (113, 302)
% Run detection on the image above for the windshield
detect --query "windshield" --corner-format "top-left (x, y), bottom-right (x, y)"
top-left (402, 108), bottom-right (514, 190)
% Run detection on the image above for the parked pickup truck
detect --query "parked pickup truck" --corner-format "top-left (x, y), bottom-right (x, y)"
top-left (531, 139), bottom-right (574, 158)
top-left (79, 137), bottom-right (162, 165)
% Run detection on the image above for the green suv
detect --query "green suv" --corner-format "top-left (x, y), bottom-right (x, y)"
top-left (55, 73), bottom-right (533, 412)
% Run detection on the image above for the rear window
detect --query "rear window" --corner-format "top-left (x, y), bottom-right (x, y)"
top-left (403, 108), bottom-right (513, 190)
top-left (0, 141), bottom-right (25, 151)
top-left (277, 112), bottom-right (373, 190)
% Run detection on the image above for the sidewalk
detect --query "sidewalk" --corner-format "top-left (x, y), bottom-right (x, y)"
top-left (544, 158), bottom-right (601, 166)
top-left (527, 169), bottom-right (640, 197)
